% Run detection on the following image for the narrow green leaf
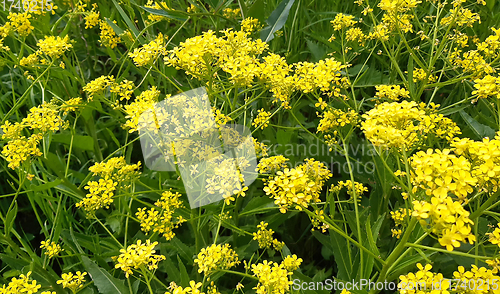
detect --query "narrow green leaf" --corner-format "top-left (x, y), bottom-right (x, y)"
top-left (260, 0), bottom-right (296, 42)
top-left (486, 0), bottom-right (495, 11)
top-left (177, 255), bottom-right (190, 287)
top-left (459, 110), bottom-right (496, 140)
top-left (30, 179), bottom-right (62, 191)
top-left (51, 134), bottom-right (94, 151)
top-left (328, 229), bottom-right (352, 280)
top-left (140, 6), bottom-right (188, 22)
top-left (4, 202), bottom-right (17, 236)
top-left (111, 0), bottom-right (140, 37)
top-left (82, 256), bottom-right (128, 294)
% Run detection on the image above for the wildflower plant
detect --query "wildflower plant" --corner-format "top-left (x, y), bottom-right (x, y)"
top-left (1, 0), bottom-right (500, 293)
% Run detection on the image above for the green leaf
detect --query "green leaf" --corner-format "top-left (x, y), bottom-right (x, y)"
top-left (306, 39), bottom-right (327, 62)
top-left (139, 6), bottom-right (189, 22)
top-left (111, 0), bottom-right (140, 37)
top-left (486, 0), bottom-right (495, 11)
top-left (105, 17), bottom-right (124, 36)
top-left (205, 0), bottom-right (225, 11)
top-left (30, 179), bottom-right (62, 192)
top-left (247, 0), bottom-right (265, 22)
top-left (260, 0), bottom-right (296, 42)
top-left (82, 256), bottom-right (128, 294)
top-left (439, 104), bottom-right (469, 116)
top-left (328, 229), bottom-right (353, 281)
top-left (51, 134), bottom-right (94, 151)
top-left (459, 110), bottom-right (496, 140)
top-left (177, 255), bottom-right (190, 287)
top-left (4, 202), bottom-right (17, 236)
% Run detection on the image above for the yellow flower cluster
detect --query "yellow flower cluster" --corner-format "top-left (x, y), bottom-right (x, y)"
top-left (88, 156), bottom-right (141, 188)
top-left (77, 157), bottom-right (141, 213)
top-left (252, 221), bottom-right (284, 250)
top-left (165, 280), bottom-right (221, 294)
top-left (477, 27), bottom-right (500, 57)
top-left (293, 58), bottom-right (349, 98)
top-left (398, 263), bottom-right (450, 294)
top-left (361, 101), bottom-right (461, 150)
top-left (487, 223), bottom-right (500, 247)
top-left (19, 35), bottom-right (72, 67)
top-left (61, 97), bottom-right (83, 115)
top-left (412, 68), bottom-right (437, 83)
top-left (77, 178), bottom-right (117, 212)
top-left (452, 133), bottom-right (500, 192)
top-left (136, 191), bottom-right (186, 240)
top-left (441, 7), bottom-right (480, 28)
top-left (241, 17), bottom-right (263, 33)
top-left (374, 85), bottom-right (410, 101)
top-left (412, 196), bottom-right (475, 251)
top-left (84, 3), bottom-right (100, 29)
top-left (472, 74), bottom-right (500, 99)
top-left (1, 133), bottom-right (42, 170)
top-left (253, 138), bottom-right (269, 157)
top-left (82, 75), bottom-right (116, 101)
top-left (110, 79), bottom-right (135, 101)
top-left (251, 257), bottom-right (302, 294)
top-left (123, 86), bottom-right (161, 132)
top-left (0, 271), bottom-right (50, 294)
top-left (263, 159), bottom-right (331, 213)
top-left (1, 101), bottom-right (71, 169)
top-left (449, 49), bottom-right (494, 79)
top-left (453, 265), bottom-right (500, 293)
top-left (335, 180), bottom-right (369, 197)
top-left (40, 240), bottom-right (63, 258)
top-left (223, 8), bottom-right (240, 19)
top-left (317, 108), bottom-right (359, 147)
top-left (129, 33), bottom-right (166, 67)
top-left (252, 108), bottom-right (271, 129)
top-left (408, 149), bottom-right (476, 202)
top-left (331, 13), bottom-right (356, 31)
top-left (114, 240), bottom-right (165, 278)
top-left (56, 271), bottom-right (87, 292)
top-left (23, 102), bottom-right (66, 133)
top-left (390, 208), bottom-right (411, 238)
top-left (37, 35), bottom-right (73, 58)
top-left (194, 244), bottom-right (240, 276)
top-left (167, 30), bottom-right (349, 108)
top-left (99, 20), bottom-right (120, 48)
top-left (7, 12), bottom-right (34, 37)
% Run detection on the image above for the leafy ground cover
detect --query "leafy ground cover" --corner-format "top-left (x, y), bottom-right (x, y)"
top-left (1, 0), bottom-right (500, 293)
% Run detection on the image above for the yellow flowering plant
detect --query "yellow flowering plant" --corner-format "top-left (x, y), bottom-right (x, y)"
top-left (1, 0), bottom-right (500, 293)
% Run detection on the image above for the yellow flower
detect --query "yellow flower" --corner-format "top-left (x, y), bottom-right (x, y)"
top-left (114, 240), bottom-right (165, 278)
top-left (37, 35), bottom-right (73, 58)
top-left (0, 271), bottom-right (41, 293)
top-left (40, 240), bottom-right (63, 258)
top-left (56, 271), bottom-right (87, 292)
top-left (331, 13), bottom-right (356, 31)
top-left (136, 191), bottom-right (185, 240)
top-left (128, 33), bottom-right (166, 67)
top-left (7, 12), bottom-right (34, 36)
top-left (252, 109), bottom-right (271, 129)
top-left (263, 159), bottom-right (331, 213)
top-left (99, 20), bottom-right (120, 48)
top-left (194, 244), bottom-right (240, 275)
top-left (375, 84), bottom-right (410, 101)
top-left (241, 17), bottom-right (263, 33)
top-left (84, 4), bottom-right (100, 29)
